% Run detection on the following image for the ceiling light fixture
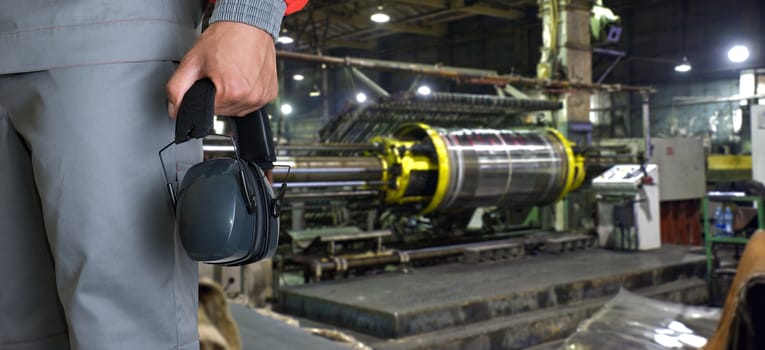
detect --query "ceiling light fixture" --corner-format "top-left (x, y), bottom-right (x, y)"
top-left (356, 92), bottom-right (367, 103)
top-left (280, 103), bottom-right (293, 115)
top-left (674, 57), bottom-right (692, 73)
top-left (277, 35), bottom-right (294, 44)
top-left (416, 85), bottom-right (432, 96)
top-left (370, 6), bottom-right (390, 23)
top-left (292, 74), bottom-right (304, 81)
top-left (728, 44), bottom-right (750, 63)
top-left (309, 85), bottom-right (321, 97)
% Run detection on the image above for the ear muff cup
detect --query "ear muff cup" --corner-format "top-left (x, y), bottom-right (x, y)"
top-left (176, 158), bottom-right (278, 266)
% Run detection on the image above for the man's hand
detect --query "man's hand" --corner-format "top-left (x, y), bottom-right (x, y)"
top-left (167, 21), bottom-right (278, 118)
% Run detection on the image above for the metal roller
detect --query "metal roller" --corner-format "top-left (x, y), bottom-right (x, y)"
top-left (436, 128), bottom-right (576, 209)
top-left (377, 124), bottom-right (585, 213)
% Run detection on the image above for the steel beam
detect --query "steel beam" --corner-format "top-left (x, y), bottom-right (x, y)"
top-left (324, 39), bottom-right (377, 50)
top-left (293, 10), bottom-right (447, 38)
top-left (395, 0), bottom-right (525, 20)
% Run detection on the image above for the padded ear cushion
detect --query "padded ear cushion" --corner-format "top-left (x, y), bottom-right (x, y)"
top-left (255, 161), bottom-right (279, 261)
top-left (226, 161), bottom-right (279, 266)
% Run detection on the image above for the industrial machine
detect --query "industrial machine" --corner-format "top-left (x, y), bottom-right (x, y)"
top-left (204, 92), bottom-right (592, 287)
top-left (275, 123), bottom-right (585, 215)
top-left (270, 92), bottom-right (591, 282)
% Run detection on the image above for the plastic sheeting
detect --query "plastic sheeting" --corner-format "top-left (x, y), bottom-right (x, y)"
top-left (563, 289), bottom-right (721, 350)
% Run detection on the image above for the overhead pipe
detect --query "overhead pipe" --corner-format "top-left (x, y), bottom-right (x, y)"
top-left (276, 50), bottom-right (655, 93)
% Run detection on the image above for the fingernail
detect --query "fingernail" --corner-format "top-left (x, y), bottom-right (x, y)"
top-left (168, 102), bottom-right (176, 119)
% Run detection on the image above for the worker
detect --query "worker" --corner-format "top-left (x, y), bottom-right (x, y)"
top-left (0, 0), bottom-right (306, 349)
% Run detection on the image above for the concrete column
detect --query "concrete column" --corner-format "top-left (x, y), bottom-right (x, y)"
top-left (538, 0), bottom-right (593, 123)
top-left (538, 0), bottom-right (594, 232)
top-left (560, 0), bottom-right (593, 124)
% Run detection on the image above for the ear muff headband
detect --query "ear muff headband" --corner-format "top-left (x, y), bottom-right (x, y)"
top-left (159, 132), bottom-right (255, 213)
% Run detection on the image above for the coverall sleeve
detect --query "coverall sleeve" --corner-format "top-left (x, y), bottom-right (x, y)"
top-left (209, 0), bottom-right (307, 40)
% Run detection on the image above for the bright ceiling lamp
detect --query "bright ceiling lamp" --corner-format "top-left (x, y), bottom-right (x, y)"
top-left (728, 44), bottom-right (750, 63)
top-left (292, 74), bottom-right (304, 81)
top-left (280, 103), bottom-right (293, 115)
top-left (309, 85), bottom-right (321, 97)
top-left (277, 29), bottom-right (294, 44)
top-left (356, 92), bottom-right (367, 103)
top-left (370, 6), bottom-right (390, 23)
top-left (277, 35), bottom-right (294, 44)
top-left (674, 57), bottom-right (692, 72)
top-left (416, 85), bottom-right (432, 95)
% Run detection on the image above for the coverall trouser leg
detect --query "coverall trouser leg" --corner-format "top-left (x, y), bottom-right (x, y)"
top-left (0, 61), bottom-right (200, 350)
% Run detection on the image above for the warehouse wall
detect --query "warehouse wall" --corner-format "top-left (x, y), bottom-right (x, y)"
top-left (650, 79), bottom-right (740, 137)
top-left (604, 0), bottom-right (763, 85)
top-left (590, 78), bottom-right (748, 155)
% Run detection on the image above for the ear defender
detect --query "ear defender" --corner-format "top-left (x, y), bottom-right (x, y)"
top-left (159, 79), bottom-right (282, 266)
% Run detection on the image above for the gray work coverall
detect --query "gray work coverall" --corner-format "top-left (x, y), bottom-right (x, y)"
top-left (0, 1), bottom-right (286, 349)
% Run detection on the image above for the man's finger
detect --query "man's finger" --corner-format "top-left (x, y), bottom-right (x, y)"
top-left (265, 169), bottom-right (273, 184)
top-left (166, 59), bottom-right (203, 118)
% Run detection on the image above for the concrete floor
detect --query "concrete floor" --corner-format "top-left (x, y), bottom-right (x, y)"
top-left (228, 246), bottom-right (709, 349)
top-left (282, 246), bottom-right (706, 336)
top-left (230, 304), bottom-right (354, 350)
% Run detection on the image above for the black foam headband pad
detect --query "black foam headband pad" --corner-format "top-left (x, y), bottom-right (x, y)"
top-left (175, 79), bottom-right (216, 144)
top-left (174, 79), bottom-right (276, 170)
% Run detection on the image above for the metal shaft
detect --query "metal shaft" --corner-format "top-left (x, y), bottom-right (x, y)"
top-left (278, 143), bottom-right (382, 153)
top-left (273, 156), bottom-right (384, 183)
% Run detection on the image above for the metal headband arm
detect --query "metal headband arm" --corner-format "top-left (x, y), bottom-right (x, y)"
top-left (159, 141), bottom-right (178, 209)
top-left (159, 133), bottom-right (255, 213)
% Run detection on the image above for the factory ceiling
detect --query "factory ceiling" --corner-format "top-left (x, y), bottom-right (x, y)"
top-left (282, 0), bottom-right (538, 51)
top-left (281, 0), bottom-right (764, 86)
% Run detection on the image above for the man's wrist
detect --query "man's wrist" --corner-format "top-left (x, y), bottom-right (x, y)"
top-left (209, 0), bottom-right (286, 41)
